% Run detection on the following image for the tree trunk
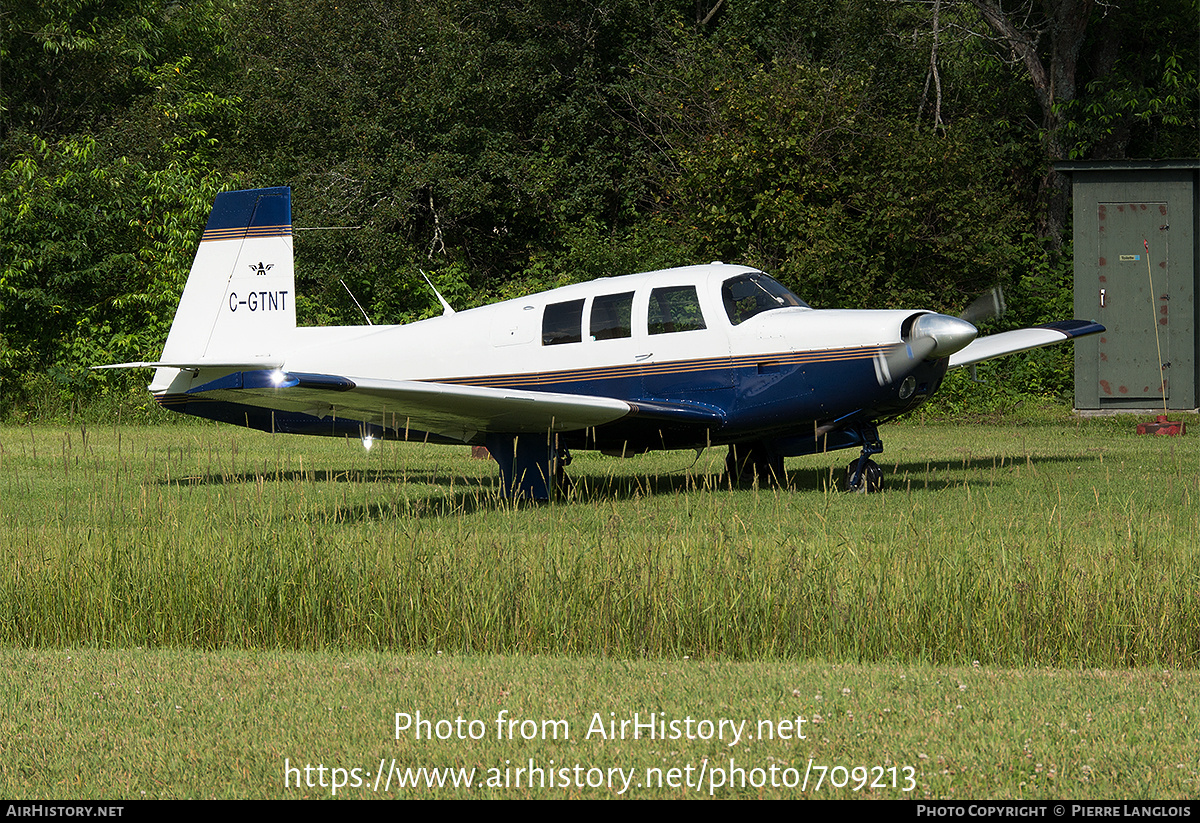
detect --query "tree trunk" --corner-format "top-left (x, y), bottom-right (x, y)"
top-left (967, 0), bottom-right (1096, 245)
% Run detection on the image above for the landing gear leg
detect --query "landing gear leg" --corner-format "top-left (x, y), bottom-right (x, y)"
top-left (843, 424), bottom-right (884, 493)
top-left (486, 432), bottom-right (556, 501)
top-left (554, 445), bottom-right (573, 495)
top-left (725, 442), bottom-right (785, 488)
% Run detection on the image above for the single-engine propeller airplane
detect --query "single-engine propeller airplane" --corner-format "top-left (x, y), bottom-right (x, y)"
top-left (100, 187), bottom-right (1103, 499)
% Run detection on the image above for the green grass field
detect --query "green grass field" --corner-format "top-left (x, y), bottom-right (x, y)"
top-left (2, 413), bottom-right (1198, 798)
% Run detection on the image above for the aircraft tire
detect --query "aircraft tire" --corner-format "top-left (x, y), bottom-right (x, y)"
top-left (845, 458), bottom-right (883, 493)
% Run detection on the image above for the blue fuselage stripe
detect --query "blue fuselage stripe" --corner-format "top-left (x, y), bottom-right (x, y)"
top-left (425, 349), bottom-right (942, 436)
top-left (161, 348), bottom-right (945, 452)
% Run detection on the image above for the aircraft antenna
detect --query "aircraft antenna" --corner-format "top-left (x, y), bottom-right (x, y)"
top-left (339, 279), bottom-right (374, 325)
top-left (420, 269), bottom-right (456, 315)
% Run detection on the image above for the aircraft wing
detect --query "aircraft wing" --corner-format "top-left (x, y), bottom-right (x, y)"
top-left (168, 369), bottom-right (727, 442)
top-left (947, 320), bottom-right (1104, 370)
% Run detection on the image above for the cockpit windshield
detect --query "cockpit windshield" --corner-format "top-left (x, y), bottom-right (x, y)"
top-left (721, 273), bottom-right (809, 325)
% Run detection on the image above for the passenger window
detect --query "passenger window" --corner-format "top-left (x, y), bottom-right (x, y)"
top-left (648, 286), bottom-right (706, 335)
top-left (542, 299), bottom-right (584, 345)
top-left (590, 292), bottom-right (634, 340)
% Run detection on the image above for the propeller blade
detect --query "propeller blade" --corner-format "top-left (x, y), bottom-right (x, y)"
top-left (873, 336), bottom-right (938, 386)
top-left (959, 286), bottom-right (1006, 325)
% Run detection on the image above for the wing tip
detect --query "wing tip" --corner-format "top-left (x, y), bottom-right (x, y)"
top-left (947, 319), bottom-right (1106, 370)
top-left (1037, 320), bottom-right (1106, 339)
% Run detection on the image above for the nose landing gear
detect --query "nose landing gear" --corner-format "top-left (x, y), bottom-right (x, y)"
top-left (843, 423), bottom-right (884, 493)
top-left (845, 457), bottom-right (883, 493)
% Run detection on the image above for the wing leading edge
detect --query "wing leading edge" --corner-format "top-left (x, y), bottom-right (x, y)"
top-left (947, 320), bottom-right (1104, 370)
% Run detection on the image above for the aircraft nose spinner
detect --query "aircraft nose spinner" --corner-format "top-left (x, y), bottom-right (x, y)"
top-left (874, 312), bottom-right (979, 388)
top-left (908, 313), bottom-right (978, 358)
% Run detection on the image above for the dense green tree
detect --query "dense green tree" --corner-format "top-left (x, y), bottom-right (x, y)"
top-left (223, 0), bottom-right (684, 324)
top-left (0, 0), bottom-right (1192, 416)
top-left (616, 30), bottom-right (1034, 309)
top-left (901, 0), bottom-right (1199, 240)
top-left (1055, 0), bottom-right (1199, 160)
top-left (0, 0), bottom-right (238, 411)
top-left (1, 0), bottom-right (235, 142)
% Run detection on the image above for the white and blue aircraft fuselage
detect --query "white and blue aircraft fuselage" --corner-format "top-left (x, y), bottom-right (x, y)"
top-left (102, 187), bottom-right (1103, 498)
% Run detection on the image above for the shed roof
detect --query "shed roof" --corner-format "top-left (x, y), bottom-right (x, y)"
top-left (1055, 159), bottom-right (1200, 174)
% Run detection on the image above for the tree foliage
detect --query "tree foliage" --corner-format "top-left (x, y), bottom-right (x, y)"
top-left (904, 0), bottom-right (1200, 239)
top-left (0, 0), bottom-right (1194, 416)
top-left (0, 0), bottom-right (238, 411)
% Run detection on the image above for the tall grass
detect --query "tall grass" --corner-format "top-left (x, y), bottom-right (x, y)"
top-left (2, 416), bottom-right (1197, 666)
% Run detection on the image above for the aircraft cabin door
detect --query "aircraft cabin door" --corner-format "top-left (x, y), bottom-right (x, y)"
top-left (637, 283), bottom-right (734, 408)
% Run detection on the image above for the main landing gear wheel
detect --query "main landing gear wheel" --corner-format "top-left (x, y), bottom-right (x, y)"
top-left (844, 458), bottom-right (883, 493)
top-left (724, 443), bottom-right (785, 488)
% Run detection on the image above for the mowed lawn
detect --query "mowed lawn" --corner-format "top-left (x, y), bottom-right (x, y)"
top-left (1, 414), bottom-right (1198, 798)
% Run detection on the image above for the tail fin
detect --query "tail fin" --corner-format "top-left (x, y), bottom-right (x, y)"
top-left (157, 187), bottom-right (295, 371)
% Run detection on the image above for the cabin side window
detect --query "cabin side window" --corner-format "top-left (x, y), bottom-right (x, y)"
top-left (542, 299), bottom-right (585, 345)
top-left (589, 292), bottom-right (634, 340)
top-left (648, 285), bottom-right (706, 335)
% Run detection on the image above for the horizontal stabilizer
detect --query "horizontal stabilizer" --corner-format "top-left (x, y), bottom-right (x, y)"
top-left (947, 320), bottom-right (1104, 370)
top-left (94, 359), bottom-right (284, 371)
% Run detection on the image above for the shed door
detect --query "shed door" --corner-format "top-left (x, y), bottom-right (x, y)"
top-left (1096, 202), bottom-right (1171, 401)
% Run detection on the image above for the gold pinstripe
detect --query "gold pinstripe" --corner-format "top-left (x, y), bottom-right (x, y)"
top-left (163, 346), bottom-right (890, 401)
top-left (432, 346), bottom-right (888, 390)
top-left (201, 224), bottom-right (293, 242)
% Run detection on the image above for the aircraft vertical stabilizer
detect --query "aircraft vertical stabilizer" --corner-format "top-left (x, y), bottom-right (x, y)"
top-left (157, 187), bottom-right (295, 370)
